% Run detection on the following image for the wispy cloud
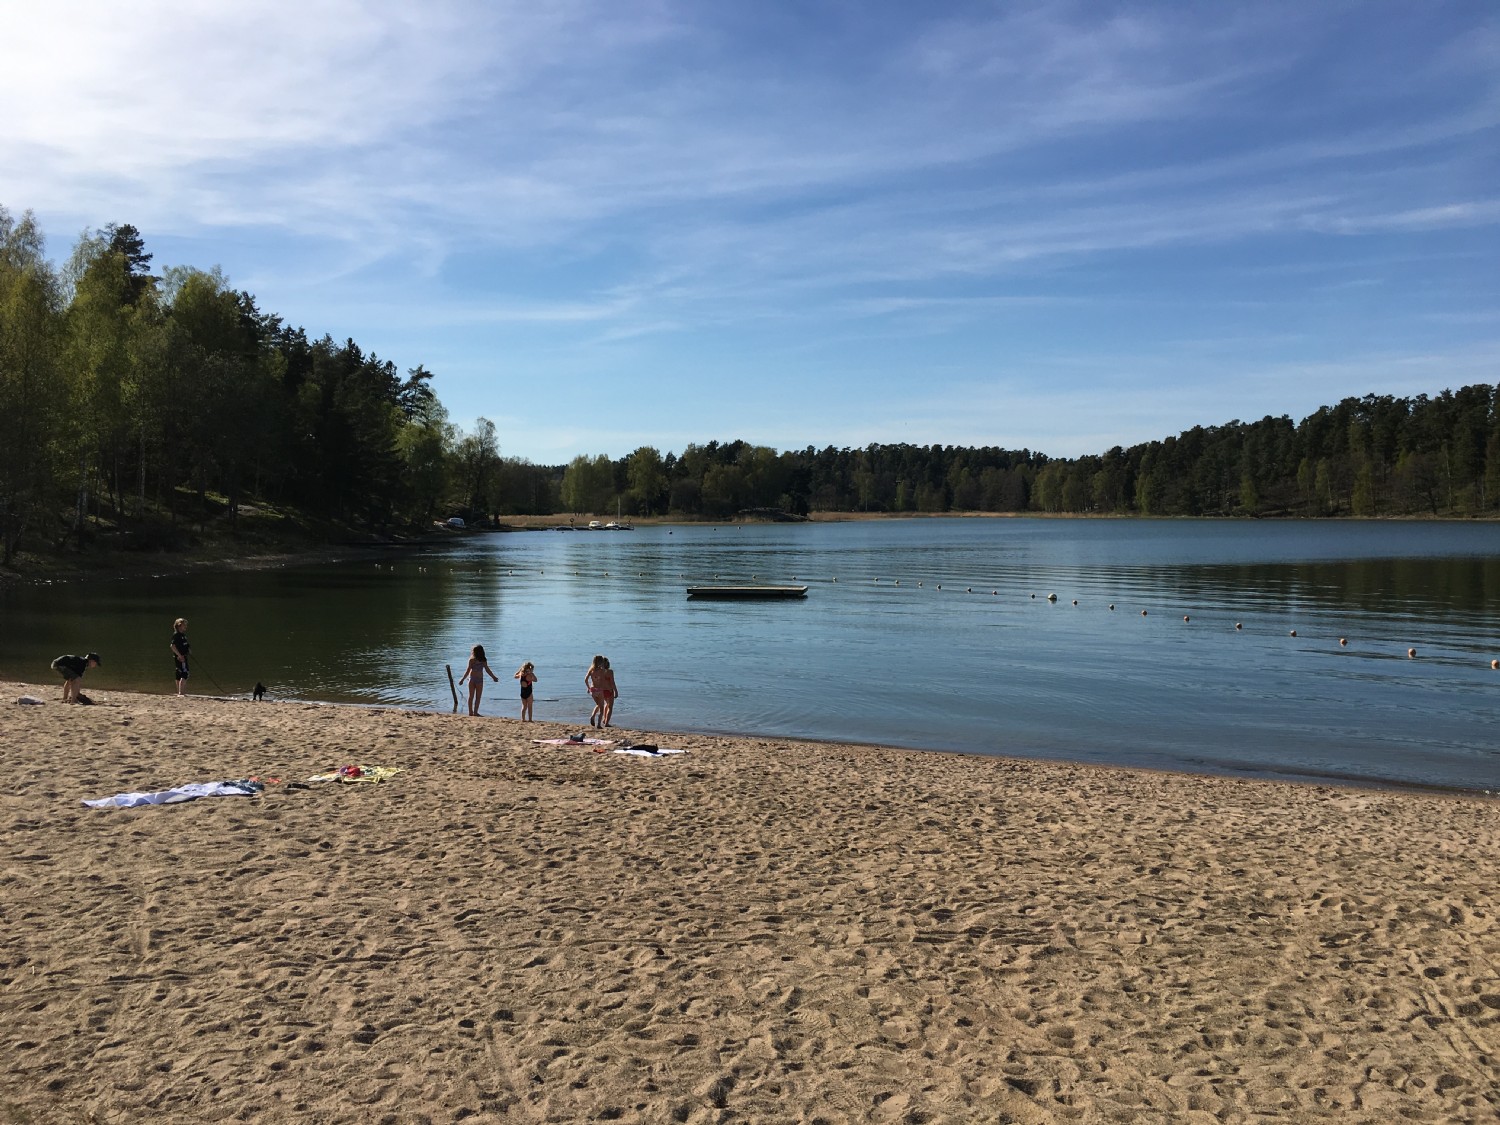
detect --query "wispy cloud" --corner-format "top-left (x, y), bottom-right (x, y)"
top-left (1311, 201), bottom-right (1500, 234)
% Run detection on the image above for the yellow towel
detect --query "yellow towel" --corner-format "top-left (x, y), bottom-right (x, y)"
top-left (307, 765), bottom-right (404, 783)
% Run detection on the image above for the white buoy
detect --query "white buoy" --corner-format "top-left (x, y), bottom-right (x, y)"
top-left (1047, 593), bottom-right (1057, 602)
top-left (1235, 622), bottom-right (1242, 630)
top-left (1289, 630), bottom-right (1297, 637)
top-left (1408, 647), bottom-right (1417, 659)
top-left (1339, 637), bottom-right (1347, 647)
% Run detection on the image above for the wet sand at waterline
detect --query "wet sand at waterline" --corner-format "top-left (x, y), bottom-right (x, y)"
top-left (3, 683), bottom-right (1497, 1123)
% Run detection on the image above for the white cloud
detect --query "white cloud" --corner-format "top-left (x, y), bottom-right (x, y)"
top-left (1312, 201), bottom-right (1500, 234)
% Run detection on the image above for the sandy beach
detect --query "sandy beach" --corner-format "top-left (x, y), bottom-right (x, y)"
top-left (3, 683), bottom-right (1497, 1123)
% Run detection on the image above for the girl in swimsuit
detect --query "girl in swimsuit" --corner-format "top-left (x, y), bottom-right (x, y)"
top-left (514, 661), bottom-right (537, 721)
top-left (585, 655), bottom-right (619, 728)
top-left (458, 644), bottom-right (499, 716)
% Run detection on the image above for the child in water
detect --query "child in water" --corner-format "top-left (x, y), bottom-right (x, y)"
top-left (585, 654), bottom-right (618, 728)
top-left (514, 661), bottom-right (538, 721)
top-left (458, 644), bottom-right (499, 716)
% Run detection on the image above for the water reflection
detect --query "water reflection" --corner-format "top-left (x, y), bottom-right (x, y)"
top-left (1169, 557), bottom-right (1500, 624)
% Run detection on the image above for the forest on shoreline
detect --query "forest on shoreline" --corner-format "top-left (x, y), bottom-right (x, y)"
top-left (4, 207), bottom-right (1498, 571)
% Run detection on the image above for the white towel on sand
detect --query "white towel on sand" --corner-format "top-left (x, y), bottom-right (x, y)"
top-left (83, 780), bottom-right (262, 808)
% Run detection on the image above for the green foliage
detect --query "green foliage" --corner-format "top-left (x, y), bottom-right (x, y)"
top-left (0, 209), bottom-right (562, 562)
top-left (625, 446), bottom-right (668, 515)
top-left (0, 208), bottom-right (65, 564)
top-left (561, 454), bottom-right (614, 514)
top-left (612, 389), bottom-right (1500, 520)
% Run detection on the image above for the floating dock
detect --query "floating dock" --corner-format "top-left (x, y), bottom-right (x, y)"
top-left (686, 585), bottom-right (809, 600)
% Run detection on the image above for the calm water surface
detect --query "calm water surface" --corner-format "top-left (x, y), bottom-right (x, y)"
top-left (4, 518), bottom-right (1500, 791)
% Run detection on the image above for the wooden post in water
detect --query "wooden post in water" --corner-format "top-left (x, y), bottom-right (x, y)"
top-left (446, 664), bottom-right (458, 712)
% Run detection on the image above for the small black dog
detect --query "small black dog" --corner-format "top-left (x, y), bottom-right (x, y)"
top-left (252, 682), bottom-right (267, 701)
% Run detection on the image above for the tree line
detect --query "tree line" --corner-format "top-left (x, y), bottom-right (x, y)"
top-left (4, 205), bottom-right (1498, 569)
top-left (561, 389), bottom-right (1500, 521)
top-left (0, 207), bottom-right (553, 565)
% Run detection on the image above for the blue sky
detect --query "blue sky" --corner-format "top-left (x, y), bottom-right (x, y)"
top-left (3, 1), bottom-right (1497, 464)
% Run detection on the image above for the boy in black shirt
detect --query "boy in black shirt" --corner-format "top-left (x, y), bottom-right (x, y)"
top-left (50, 653), bottom-right (101, 704)
top-left (171, 618), bottom-right (191, 696)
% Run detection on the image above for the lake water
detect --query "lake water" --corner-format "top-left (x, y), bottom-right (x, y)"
top-left (4, 518), bottom-right (1500, 792)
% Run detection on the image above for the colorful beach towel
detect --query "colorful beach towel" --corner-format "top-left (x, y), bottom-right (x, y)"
top-left (83, 779), bottom-right (265, 808)
top-left (307, 765), bottom-right (403, 783)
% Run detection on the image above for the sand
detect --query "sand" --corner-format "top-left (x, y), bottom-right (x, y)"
top-left (2, 683), bottom-right (1498, 1124)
